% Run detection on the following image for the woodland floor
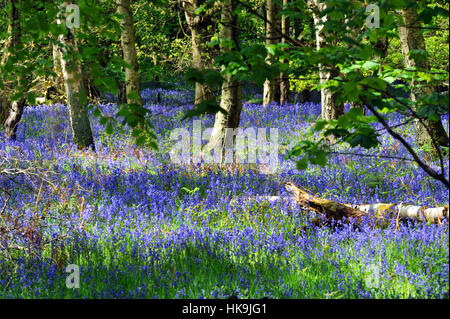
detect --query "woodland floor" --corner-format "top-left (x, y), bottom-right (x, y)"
top-left (0, 86), bottom-right (448, 298)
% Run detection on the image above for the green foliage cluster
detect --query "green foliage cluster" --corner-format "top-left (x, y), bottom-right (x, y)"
top-left (133, 1), bottom-right (192, 81)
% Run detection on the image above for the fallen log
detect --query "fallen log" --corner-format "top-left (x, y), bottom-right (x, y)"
top-left (285, 182), bottom-right (448, 225)
top-left (285, 182), bottom-right (369, 225)
top-left (352, 203), bottom-right (449, 223)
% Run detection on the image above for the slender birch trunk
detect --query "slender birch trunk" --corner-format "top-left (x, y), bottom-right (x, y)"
top-left (117, 0), bottom-right (142, 106)
top-left (279, 0), bottom-right (290, 105)
top-left (263, 0), bottom-right (280, 106)
top-left (308, 0), bottom-right (343, 120)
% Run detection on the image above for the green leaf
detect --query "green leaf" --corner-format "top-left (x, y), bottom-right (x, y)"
top-left (314, 151), bottom-right (327, 167)
top-left (361, 60), bottom-right (379, 71)
top-left (359, 77), bottom-right (387, 91)
top-left (12, 92), bottom-right (23, 101)
top-left (203, 70), bottom-right (224, 87)
top-left (346, 107), bottom-right (363, 120)
top-left (185, 68), bottom-right (205, 84)
top-left (93, 108), bottom-right (101, 117)
top-left (132, 129), bottom-right (142, 137)
top-left (126, 115), bottom-right (140, 128)
top-left (135, 136), bottom-right (147, 146)
top-left (266, 45), bottom-right (276, 56)
top-left (419, 7), bottom-right (434, 24)
top-left (99, 117), bottom-right (108, 126)
top-left (27, 93), bottom-right (36, 105)
top-left (314, 120), bottom-right (327, 132)
top-left (105, 123), bottom-right (114, 135)
top-left (149, 141), bottom-right (159, 150)
top-left (127, 91), bottom-right (140, 102)
top-left (408, 49), bottom-right (428, 64)
top-left (296, 158), bottom-right (308, 170)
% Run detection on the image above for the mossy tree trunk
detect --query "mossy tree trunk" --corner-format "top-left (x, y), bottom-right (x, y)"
top-left (0, 96), bottom-right (9, 126)
top-left (117, 0), bottom-right (142, 107)
top-left (398, 7), bottom-right (449, 152)
top-left (2, 0), bottom-right (27, 139)
top-left (58, 2), bottom-right (95, 150)
top-left (0, 0), bottom-right (17, 126)
top-left (183, 0), bottom-right (217, 105)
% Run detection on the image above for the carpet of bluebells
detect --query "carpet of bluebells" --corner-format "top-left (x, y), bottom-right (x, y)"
top-left (0, 86), bottom-right (448, 299)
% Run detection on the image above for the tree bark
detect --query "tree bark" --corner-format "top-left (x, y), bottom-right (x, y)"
top-left (44, 44), bottom-right (66, 104)
top-left (0, 95), bottom-right (9, 126)
top-left (347, 8), bottom-right (366, 115)
top-left (279, 0), bottom-right (290, 105)
top-left (398, 7), bottom-right (449, 151)
top-left (285, 182), bottom-right (448, 225)
top-left (117, 0), bottom-right (142, 106)
top-left (286, 182), bottom-right (368, 225)
top-left (205, 0), bottom-right (242, 161)
top-left (308, 0), bottom-right (343, 120)
top-left (263, 0), bottom-right (280, 106)
top-left (183, 0), bottom-right (217, 105)
top-left (58, 2), bottom-right (95, 150)
top-left (1, 0), bottom-right (26, 139)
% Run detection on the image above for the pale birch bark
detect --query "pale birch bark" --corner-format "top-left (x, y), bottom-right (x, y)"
top-left (279, 0), bottom-right (290, 105)
top-left (117, 0), bottom-right (142, 106)
top-left (285, 182), bottom-right (448, 225)
top-left (263, 0), bottom-right (280, 106)
top-left (308, 0), bottom-right (343, 120)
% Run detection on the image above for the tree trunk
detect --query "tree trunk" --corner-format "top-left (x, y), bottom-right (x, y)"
top-left (398, 7), bottom-right (449, 151)
top-left (347, 9), bottom-right (366, 115)
top-left (205, 0), bottom-right (242, 161)
top-left (263, 0), bottom-right (280, 106)
top-left (4, 98), bottom-right (26, 140)
top-left (183, 0), bottom-right (217, 105)
top-left (279, 0), bottom-right (290, 105)
top-left (117, 0), bottom-right (142, 106)
top-left (286, 182), bottom-right (449, 225)
top-left (308, 0), bottom-right (343, 120)
top-left (117, 79), bottom-right (127, 104)
top-left (0, 0), bottom-right (20, 67)
top-left (44, 44), bottom-right (66, 104)
top-left (58, 2), bottom-right (95, 150)
top-left (286, 182), bottom-right (368, 225)
top-left (82, 69), bottom-right (102, 102)
top-left (0, 96), bottom-right (9, 126)
top-left (2, 0), bottom-right (26, 139)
